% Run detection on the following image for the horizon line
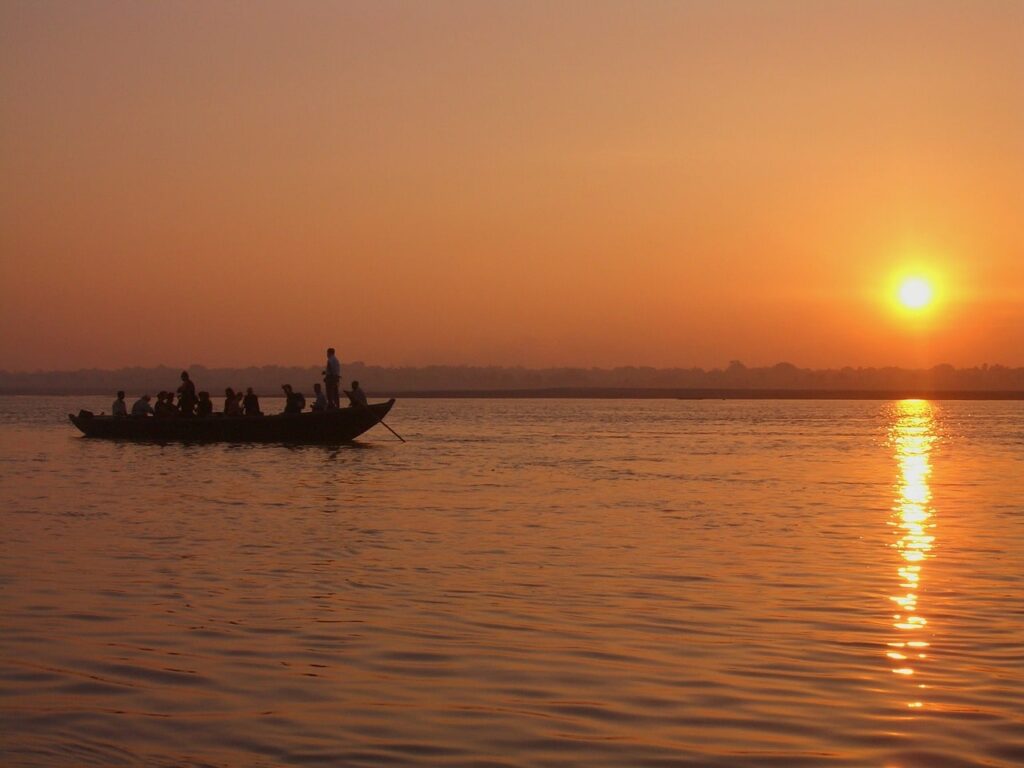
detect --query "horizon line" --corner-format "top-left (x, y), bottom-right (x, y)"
top-left (4, 360), bottom-right (1024, 376)
top-left (3, 387), bottom-right (1024, 401)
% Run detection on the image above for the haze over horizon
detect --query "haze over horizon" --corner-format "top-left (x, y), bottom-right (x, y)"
top-left (2, 1), bottom-right (1022, 372)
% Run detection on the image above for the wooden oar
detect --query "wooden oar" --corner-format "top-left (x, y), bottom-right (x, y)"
top-left (346, 391), bottom-right (406, 442)
top-left (374, 417), bottom-right (406, 443)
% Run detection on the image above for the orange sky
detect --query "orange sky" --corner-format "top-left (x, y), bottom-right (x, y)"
top-left (1, 1), bottom-right (1021, 372)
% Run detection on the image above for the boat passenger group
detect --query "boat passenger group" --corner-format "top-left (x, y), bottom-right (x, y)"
top-left (109, 348), bottom-right (369, 418)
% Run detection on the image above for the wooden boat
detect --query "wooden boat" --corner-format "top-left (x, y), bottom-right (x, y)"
top-left (68, 400), bottom-right (397, 443)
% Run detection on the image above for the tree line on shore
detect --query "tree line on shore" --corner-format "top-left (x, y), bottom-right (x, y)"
top-left (2, 360), bottom-right (1024, 395)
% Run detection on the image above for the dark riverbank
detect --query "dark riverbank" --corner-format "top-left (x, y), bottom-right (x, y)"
top-left (379, 388), bottom-right (1024, 400)
top-left (5, 362), bottom-right (1024, 399)
top-left (4, 388), bottom-right (1024, 400)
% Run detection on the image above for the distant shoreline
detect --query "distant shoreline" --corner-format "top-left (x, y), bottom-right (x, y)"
top-left (5, 362), bottom-right (1024, 399)
top-left (5, 388), bottom-right (1024, 400)
top-left (379, 388), bottom-right (1024, 400)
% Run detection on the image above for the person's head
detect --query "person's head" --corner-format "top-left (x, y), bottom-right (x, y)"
top-left (281, 384), bottom-right (292, 393)
top-left (156, 391), bottom-right (166, 401)
top-left (352, 380), bottom-right (360, 389)
top-left (199, 391), bottom-right (210, 401)
top-left (313, 383), bottom-right (322, 392)
top-left (116, 390), bottom-right (125, 400)
top-left (142, 394), bottom-right (151, 402)
top-left (246, 387), bottom-right (254, 395)
top-left (327, 347), bottom-right (335, 357)
top-left (225, 387), bottom-right (234, 397)
top-left (181, 371), bottom-right (189, 381)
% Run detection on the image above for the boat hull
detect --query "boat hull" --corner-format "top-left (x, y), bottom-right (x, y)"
top-left (69, 400), bottom-right (396, 443)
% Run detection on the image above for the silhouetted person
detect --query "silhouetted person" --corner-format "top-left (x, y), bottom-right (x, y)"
top-left (224, 388), bottom-right (243, 416)
top-left (154, 391), bottom-right (174, 417)
top-left (243, 387), bottom-right (261, 416)
top-left (324, 347), bottom-right (341, 410)
top-left (311, 382), bottom-right (327, 412)
top-left (281, 384), bottom-right (305, 414)
top-left (196, 391), bottom-right (213, 417)
top-left (131, 394), bottom-right (154, 417)
top-left (177, 371), bottom-right (197, 416)
top-left (347, 380), bottom-right (368, 408)
top-left (112, 391), bottom-right (127, 417)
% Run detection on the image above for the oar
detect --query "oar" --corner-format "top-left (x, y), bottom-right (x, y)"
top-left (375, 417), bottom-right (406, 443)
top-left (346, 391), bottom-right (406, 442)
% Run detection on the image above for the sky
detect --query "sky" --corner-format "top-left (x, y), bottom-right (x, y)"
top-left (1, 1), bottom-right (1022, 372)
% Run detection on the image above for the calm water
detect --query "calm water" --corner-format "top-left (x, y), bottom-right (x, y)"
top-left (1, 396), bottom-right (1022, 767)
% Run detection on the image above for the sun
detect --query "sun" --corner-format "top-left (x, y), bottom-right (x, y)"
top-left (897, 277), bottom-right (933, 310)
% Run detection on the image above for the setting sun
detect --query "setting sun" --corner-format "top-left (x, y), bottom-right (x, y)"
top-left (898, 277), bottom-right (934, 310)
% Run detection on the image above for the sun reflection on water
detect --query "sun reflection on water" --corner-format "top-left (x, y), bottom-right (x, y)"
top-left (887, 399), bottom-right (937, 706)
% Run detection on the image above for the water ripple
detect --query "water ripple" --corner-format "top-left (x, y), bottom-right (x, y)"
top-left (1, 397), bottom-right (1023, 766)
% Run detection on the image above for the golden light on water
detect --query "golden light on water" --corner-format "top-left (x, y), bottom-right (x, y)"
top-left (887, 399), bottom-right (937, 704)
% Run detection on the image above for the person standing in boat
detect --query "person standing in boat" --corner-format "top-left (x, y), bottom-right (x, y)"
top-left (111, 391), bottom-right (128, 417)
top-left (177, 371), bottom-right (198, 415)
top-left (324, 348), bottom-right (341, 410)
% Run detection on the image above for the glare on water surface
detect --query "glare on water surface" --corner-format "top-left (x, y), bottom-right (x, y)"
top-left (3, 397), bottom-right (1024, 766)
top-left (887, 399), bottom-right (936, 707)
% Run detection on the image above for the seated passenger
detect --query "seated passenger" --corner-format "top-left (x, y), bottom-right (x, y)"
top-left (243, 387), bottom-right (261, 416)
top-left (196, 391), bottom-right (213, 417)
top-left (281, 384), bottom-right (306, 414)
top-left (154, 391), bottom-right (174, 417)
top-left (311, 382), bottom-right (327, 412)
top-left (131, 394), bottom-right (154, 417)
top-left (347, 380), bottom-right (368, 408)
top-left (224, 388), bottom-right (243, 416)
top-left (177, 371), bottom-right (198, 416)
top-left (112, 391), bottom-right (128, 417)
